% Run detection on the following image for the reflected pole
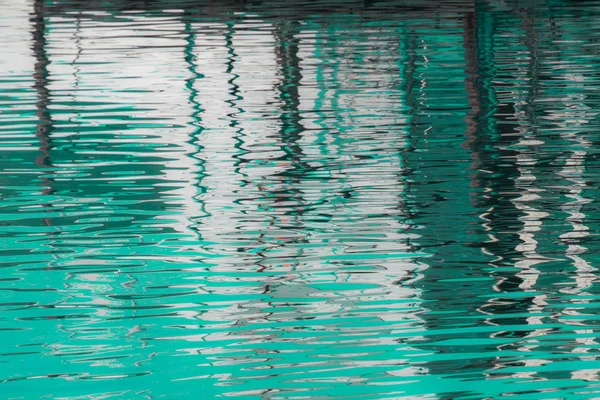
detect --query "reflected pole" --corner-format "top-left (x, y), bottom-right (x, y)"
top-left (31, 0), bottom-right (54, 230)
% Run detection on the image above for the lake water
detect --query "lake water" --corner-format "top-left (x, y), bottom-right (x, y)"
top-left (3, 0), bottom-right (600, 398)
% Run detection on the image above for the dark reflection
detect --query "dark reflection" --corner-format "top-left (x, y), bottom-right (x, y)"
top-left (31, 0), bottom-right (55, 233)
top-left (182, 17), bottom-right (207, 240)
top-left (3, 0), bottom-right (600, 398)
top-left (483, 5), bottom-right (541, 341)
top-left (45, 0), bottom-right (475, 16)
top-left (31, 0), bottom-right (51, 167)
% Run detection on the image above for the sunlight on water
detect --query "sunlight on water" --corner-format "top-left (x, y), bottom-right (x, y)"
top-left (2, 0), bottom-right (600, 398)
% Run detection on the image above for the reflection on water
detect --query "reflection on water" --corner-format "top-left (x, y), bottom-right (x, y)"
top-left (3, 0), bottom-right (600, 398)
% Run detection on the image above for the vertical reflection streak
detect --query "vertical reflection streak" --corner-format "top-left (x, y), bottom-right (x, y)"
top-left (183, 18), bottom-right (207, 240)
top-left (550, 23), bottom-right (599, 378)
top-left (31, 0), bottom-right (51, 169)
top-left (273, 19), bottom-right (309, 276)
top-left (559, 115), bottom-right (597, 381)
top-left (396, 25), bottom-right (430, 363)
top-left (462, 11), bottom-right (482, 173)
top-left (501, 8), bottom-right (551, 381)
top-left (31, 0), bottom-right (54, 231)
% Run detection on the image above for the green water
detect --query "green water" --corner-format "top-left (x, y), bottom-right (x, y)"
top-left (3, 0), bottom-right (600, 398)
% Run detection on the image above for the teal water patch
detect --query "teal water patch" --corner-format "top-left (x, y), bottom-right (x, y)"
top-left (2, 0), bottom-right (600, 398)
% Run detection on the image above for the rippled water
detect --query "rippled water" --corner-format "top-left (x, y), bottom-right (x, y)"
top-left (3, 0), bottom-right (600, 398)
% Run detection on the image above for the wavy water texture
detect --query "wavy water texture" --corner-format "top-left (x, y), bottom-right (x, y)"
top-left (2, 0), bottom-right (600, 398)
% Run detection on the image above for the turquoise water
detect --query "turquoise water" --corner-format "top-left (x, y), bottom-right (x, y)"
top-left (3, 0), bottom-right (600, 398)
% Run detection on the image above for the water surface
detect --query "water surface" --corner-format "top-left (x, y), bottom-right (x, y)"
top-left (2, 0), bottom-right (600, 398)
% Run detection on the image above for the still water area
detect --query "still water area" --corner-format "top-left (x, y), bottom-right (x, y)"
top-left (2, 0), bottom-right (600, 398)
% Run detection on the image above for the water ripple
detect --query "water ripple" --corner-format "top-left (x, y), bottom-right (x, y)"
top-left (3, 0), bottom-right (600, 398)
